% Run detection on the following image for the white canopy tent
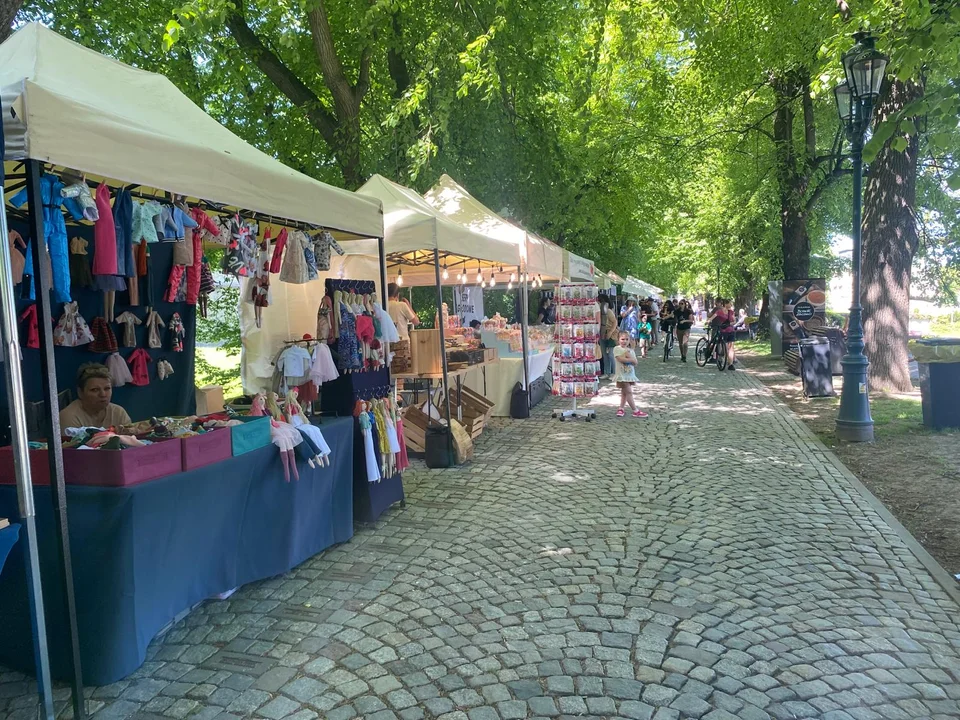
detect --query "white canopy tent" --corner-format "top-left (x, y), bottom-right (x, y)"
top-left (0, 23), bottom-right (383, 239)
top-left (564, 249), bottom-right (596, 282)
top-left (423, 174), bottom-right (563, 280)
top-left (358, 174), bottom-right (521, 285)
top-left (623, 275), bottom-right (664, 298)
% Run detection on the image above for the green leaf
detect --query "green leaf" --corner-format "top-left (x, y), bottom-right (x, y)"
top-left (890, 136), bottom-right (908, 152)
top-left (948, 172), bottom-right (960, 192)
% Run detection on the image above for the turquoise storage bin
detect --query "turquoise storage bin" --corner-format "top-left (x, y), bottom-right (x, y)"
top-left (231, 416), bottom-right (271, 456)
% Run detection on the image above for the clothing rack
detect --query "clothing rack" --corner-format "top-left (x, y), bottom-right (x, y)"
top-left (325, 278), bottom-right (376, 295)
top-left (354, 384), bottom-right (391, 402)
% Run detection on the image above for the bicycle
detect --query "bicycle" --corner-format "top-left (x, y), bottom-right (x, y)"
top-left (695, 329), bottom-right (727, 371)
top-left (662, 324), bottom-right (676, 362)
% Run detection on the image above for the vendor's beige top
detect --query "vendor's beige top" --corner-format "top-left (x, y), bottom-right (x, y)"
top-left (389, 301), bottom-right (418, 341)
top-left (59, 400), bottom-right (131, 430)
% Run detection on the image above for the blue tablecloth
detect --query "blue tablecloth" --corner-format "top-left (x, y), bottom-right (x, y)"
top-left (0, 416), bottom-right (353, 685)
top-left (0, 523), bottom-right (19, 577)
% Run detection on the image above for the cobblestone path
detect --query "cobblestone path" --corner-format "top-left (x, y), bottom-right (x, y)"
top-left (6, 359), bottom-right (960, 720)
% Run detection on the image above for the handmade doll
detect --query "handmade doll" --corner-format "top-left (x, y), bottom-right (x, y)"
top-left (249, 392), bottom-right (266, 417)
top-left (392, 399), bottom-right (410, 472)
top-left (169, 313), bottom-right (184, 352)
top-left (265, 392), bottom-right (302, 482)
top-left (198, 256), bottom-right (216, 318)
top-left (53, 302), bottom-right (94, 347)
top-left (284, 387), bottom-right (331, 467)
top-left (250, 235), bottom-right (272, 328)
top-left (356, 401), bottom-right (381, 483)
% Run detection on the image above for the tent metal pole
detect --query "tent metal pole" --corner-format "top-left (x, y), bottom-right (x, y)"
top-left (378, 236), bottom-right (387, 307)
top-left (0, 171), bottom-right (55, 720)
top-left (25, 160), bottom-right (87, 720)
top-left (432, 247), bottom-right (454, 463)
top-left (519, 266), bottom-right (531, 414)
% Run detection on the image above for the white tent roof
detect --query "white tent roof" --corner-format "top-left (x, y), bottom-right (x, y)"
top-left (423, 174), bottom-right (563, 279)
top-left (357, 175), bottom-right (520, 278)
top-left (0, 23), bottom-right (382, 239)
top-left (564, 249), bottom-right (596, 281)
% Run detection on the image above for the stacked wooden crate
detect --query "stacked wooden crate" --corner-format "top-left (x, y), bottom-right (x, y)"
top-left (452, 386), bottom-right (496, 439)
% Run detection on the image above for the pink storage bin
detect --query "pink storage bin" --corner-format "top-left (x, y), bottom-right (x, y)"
top-left (0, 447), bottom-right (51, 486)
top-left (61, 442), bottom-right (183, 487)
top-left (180, 429), bottom-right (232, 471)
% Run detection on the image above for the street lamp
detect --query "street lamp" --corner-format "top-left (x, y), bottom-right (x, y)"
top-left (832, 31), bottom-right (888, 443)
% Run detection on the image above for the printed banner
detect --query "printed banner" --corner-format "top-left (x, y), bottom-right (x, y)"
top-left (782, 278), bottom-right (827, 343)
top-left (453, 285), bottom-right (485, 326)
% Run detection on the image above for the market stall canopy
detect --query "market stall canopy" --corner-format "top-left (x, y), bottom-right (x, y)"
top-left (607, 271), bottom-right (626, 285)
top-left (423, 174), bottom-right (562, 279)
top-left (357, 174), bottom-right (520, 285)
top-left (594, 271), bottom-right (612, 290)
top-left (0, 23), bottom-right (382, 240)
top-left (563, 249), bottom-right (596, 282)
top-left (622, 275), bottom-right (664, 298)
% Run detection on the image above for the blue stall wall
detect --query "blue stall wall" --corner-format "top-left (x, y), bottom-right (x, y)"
top-left (2, 219), bottom-right (197, 431)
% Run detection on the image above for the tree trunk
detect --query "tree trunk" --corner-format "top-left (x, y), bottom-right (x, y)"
top-left (0, 0), bottom-right (22, 43)
top-left (773, 72), bottom-right (812, 280)
top-left (861, 78), bottom-right (924, 393)
top-left (757, 290), bottom-right (770, 339)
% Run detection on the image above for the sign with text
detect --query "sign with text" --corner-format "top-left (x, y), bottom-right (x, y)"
top-left (453, 285), bottom-right (485, 326)
top-left (782, 278), bottom-right (827, 343)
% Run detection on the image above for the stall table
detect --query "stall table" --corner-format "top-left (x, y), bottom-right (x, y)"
top-left (394, 358), bottom-right (499, 421)
top-left (463, 350), bottom-right (554, 416)
top-left (0, 416), bottom-right (354, 686)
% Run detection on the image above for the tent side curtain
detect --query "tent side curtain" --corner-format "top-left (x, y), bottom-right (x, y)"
top-left (0, 24), bottom-right (382, 239)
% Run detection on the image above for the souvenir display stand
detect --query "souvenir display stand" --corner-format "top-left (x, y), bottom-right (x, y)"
top-left (551, 283), bottom-right (601, 421)
top-left (0, 23), bottom-right (386, 709)
top-left (319, 279), bottom-right (405, 522)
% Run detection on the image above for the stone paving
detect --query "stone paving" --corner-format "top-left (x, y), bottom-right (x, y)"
top-left (5, 358), bottom-right (960, 720)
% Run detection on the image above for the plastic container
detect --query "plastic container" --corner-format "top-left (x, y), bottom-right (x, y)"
top-left (0, 447), bottom-right (51, 486)
top-left (231, 416), bottom-right (271, 456)
top-left (62, 443), bottom-right (183, 487)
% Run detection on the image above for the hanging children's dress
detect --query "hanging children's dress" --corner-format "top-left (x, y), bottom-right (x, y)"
top-left (113, 188), bottom-right (137, 304)
top-left (249, 234), bottom-right (272, 327)
top-left (19, 304), bottom-right (39, 349)
top-left (69, 237), bottom-right (94, 291)
top-left (198, 257), bottom-right (216, 318)
top-left (310, 343), bottom-right (339, 385)
top-left (269, 229), bottom-right (288, 274)
top-left (105, 353), bottom-right (132, 387)
top-left (337, 302), bottom-right (363, 372)
top-left (313, 231), bottom-right (344, 271)
top-left (279, 231), bottom-right (310, 284)
top-left (53, 302), bottom-right (94, 347)
top-left (187, 208), bottom-right (221, 305)
top-left (126, 349), bottom-right (152, 386)
top-left (145, 308), bottom-right (165, 349)
top-left (89, 317), bottom-right (119, 353)
top-left (10, 172), bottom-right (85, 302)
top-left (114, 311), bottom-right (142, 348)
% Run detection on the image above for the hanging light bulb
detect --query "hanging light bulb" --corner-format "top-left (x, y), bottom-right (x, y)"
top-left (461, 268), bottom-right (467, 285)
top-left (442, 265), bottom-right (449, 281)
top-left (510, 270), bottom-right (517, 283)
top-left (508, 280), bottom-right (513, 290)
top-left (396, 269), bottom-right (404, 286)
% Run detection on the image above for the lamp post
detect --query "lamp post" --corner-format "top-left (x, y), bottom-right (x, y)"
top-left (832, 31), bottom-right (888, 442)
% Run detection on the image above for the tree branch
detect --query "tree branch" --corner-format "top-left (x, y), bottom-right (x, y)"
top-left (802, 73), bottom-right (816, 163)
top-left (225, 8), bottom-right (338, 146)
top-left (804, 165), bottom-right (852, 214)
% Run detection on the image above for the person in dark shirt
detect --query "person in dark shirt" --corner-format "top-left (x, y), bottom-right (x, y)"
top-left (674, 299), bottom-right (694, 362)
top-left (537, 297), bottom-right (556, 325)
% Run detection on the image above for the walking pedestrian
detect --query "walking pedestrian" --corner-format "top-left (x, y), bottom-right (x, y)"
top-left (636, 313), bottom-right (652, 358)
top-left (613, 332), bottom-right (647, 418)
top-left (600, 298), bottom-right (618, 378)
top-left (674, 299), bottom-right (694, 362)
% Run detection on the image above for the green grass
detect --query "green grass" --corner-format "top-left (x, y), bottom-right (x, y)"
top-left (930, 317), bottom-right (960, 338)
top-left (195, 346), bottom-right (244, 399)
top-left (736, 338), bottom-right (772, 356)
top-left (869, 395), bottom-right (923, 432)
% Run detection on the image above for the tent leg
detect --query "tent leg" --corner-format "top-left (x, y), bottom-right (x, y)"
top-left (519, 266), bottom-right (531, 414)
top-left (432, 248), bottom-right (453, 464)
top-left (25, 160), bottom-right (87, 719)
top-left (0, 166), bottom-right (55, 720)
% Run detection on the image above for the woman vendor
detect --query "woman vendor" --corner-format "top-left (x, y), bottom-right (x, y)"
top-left (59, 363), bottom-right (132, 429)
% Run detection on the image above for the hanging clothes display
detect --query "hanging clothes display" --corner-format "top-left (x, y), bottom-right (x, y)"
top-left (69, 237), bottom-right (94, 290)
top-left (169, 313), bottom-right (185, 352)
top-left (105, 353), bottom-right (132, 387)
top-left (145, 308), bottom-right (165, 349)
top-left (249, 233), bottom-right (272, 327)
top-left (8, 231), bottom-right (26, 286)
top-left (126, 348), bottom-right (152, 386)
top-left (187, 208), bottom-right (221, 305)
top-left (53, 302), bottom-right (95, 347)
top-left (113, 187), bottom-right (137, 305)
top-left (60, 182), bottom-right (98, 222)
top-left (279, 231), bottom-right (311, 284)
top-left (268, 228), bottom-right (288, 274)
top-left (114, 311), bottom-right (141, 348)
top-left (91, 183), bottom-right (119, 276)
top-left (89, 317), bottom-right (119, 353)
top-left (198, 256), bottom-right (216, 318)
top-left (310, 343), bottom-right (339, 385)
top-left (19, 304), bottom-right (39, 349)
top-left (9, 172), bottom-right (86, 302)
top-left (336, 298), bottom-right (363, 372)
top-left (131, 200), bottom-right (162, 244)
top-left (313, 230), bottom-right (344, 272)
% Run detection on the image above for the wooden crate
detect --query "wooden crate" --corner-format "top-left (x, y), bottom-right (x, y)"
top-left (390, 339), bottom-right (412, 374)
top-left (401, 404), bottom-right (432, 453)
top-left (455, 386), bottom-right (496, 423)
top-left (410, 329), bottom-right (443, 375)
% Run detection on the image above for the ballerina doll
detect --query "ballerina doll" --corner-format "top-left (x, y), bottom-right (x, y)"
top-left (356, 400), bottom-right (381, 483)
top-left (284, 387), bottom-right (331, 468)
top-left (264, 392), bottom-right (302, 482)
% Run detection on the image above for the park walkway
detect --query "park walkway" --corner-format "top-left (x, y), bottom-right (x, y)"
top-left (7, 357), bottom-right (960, 720)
